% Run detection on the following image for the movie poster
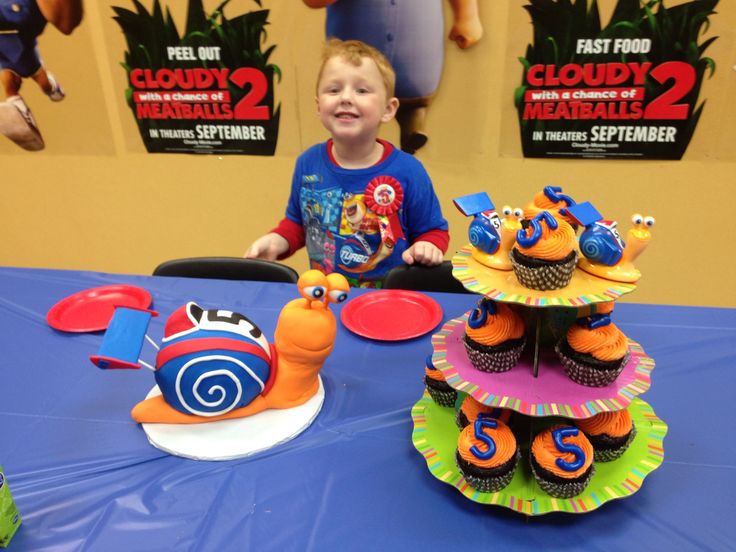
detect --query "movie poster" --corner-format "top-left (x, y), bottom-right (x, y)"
top-left (302, 0), bottom-right (485, 156)
top-left (515, 0), bottom-right (718, 160)
top-left (113, 0), bottom-right (280, 155)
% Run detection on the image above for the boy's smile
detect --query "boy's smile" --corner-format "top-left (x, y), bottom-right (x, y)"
top-left (316, 56), bottom-right (398, 152)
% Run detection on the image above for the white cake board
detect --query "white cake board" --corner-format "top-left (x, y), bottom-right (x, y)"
top-left (140, 377), bottom-right (325, 461)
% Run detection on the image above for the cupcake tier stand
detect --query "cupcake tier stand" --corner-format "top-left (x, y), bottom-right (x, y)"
top-left (411, 393), bottom-right (667, 515)
top-left (410, 244), bottom-right (667, 515)
top-left (452, 245), bottom-right (637, 306)
top-left (432, 314), bottom-right (654, 418)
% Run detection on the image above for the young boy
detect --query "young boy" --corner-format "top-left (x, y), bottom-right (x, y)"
top-left (246, 39), bottom-right (449, 287)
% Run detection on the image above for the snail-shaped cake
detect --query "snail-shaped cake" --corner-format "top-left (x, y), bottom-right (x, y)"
top-left (454, 192), bottom-right (522, 270)
top-left (565, 202), bottom-right (654, 283)
top-left (92, 270), bottom-right (350, 424)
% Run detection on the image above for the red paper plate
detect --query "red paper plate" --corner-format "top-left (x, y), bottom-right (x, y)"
top-left (340, 290), bottom-right (442, 341)
top-left (47, 284), bottom-right (152, 332)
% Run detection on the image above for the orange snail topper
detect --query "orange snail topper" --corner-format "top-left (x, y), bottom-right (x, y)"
top-left (90, 270), bottom-right (350, 424)
top-left (453, 191), bottom-right (523, 270)
top-left (565, 202), bottom-right (655, 283)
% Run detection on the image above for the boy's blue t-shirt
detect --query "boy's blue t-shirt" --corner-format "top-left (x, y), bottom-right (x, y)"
top-left (285, 141), bottom-right (447, 286)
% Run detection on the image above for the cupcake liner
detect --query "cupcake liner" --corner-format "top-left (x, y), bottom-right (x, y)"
top-left (556, 342), bottom-right (628, 387)
top-left (463, 335), bottom-right (526, 373)
top-left (591, 424), bottom-right (637, 462)
top-left (426, 386), bottom-right (457, 408)
top-left (510, 249), bottom-right (577, 291)
top-left (455, 409), bottom-right (468, 429)
top-left (530, 461), bottom-right (595, 499)
top-left (424, 376), bottom-right (457, 408)
top-left (456, 449), bottom-right (520, 493)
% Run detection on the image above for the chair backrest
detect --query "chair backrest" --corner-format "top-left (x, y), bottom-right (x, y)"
top-left (383, 261), bottom-right (470, 293)
top-left (153, 257), bottom-right (299, 283)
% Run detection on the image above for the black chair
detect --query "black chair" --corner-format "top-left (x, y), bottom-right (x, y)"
top-left (153, 257), bottom-right (299, 283)
top-left (383, 261), bottom-right (471, 293)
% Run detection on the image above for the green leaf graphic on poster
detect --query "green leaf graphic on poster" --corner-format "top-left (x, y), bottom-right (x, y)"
top-left (515, 0), bottom-right (718, 160)
top-left (113, 0), bottom-right (281, 155)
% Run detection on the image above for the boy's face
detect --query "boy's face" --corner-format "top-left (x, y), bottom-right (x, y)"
top-left (316, 56), bottom-right (398, 147)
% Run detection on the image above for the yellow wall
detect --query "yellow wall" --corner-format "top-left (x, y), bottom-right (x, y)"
top-left (2, 1), bottom-right (734, 307)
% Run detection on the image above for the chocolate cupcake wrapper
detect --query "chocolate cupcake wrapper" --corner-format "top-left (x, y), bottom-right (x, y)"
top-left (463, 339), bottom-right (525, 373)
top-left (457, 450), bottom-right (520, 493)
top-left (455, 409), bottom-right (467, 429)
top-left (593, 425), bottom-right (637, 462)
top-left (556, 343), bottom-right (628, 387)
top-left (510, 250), bottom-right (577, 291)
top-left (530, 462), bottom-right (595, 499)
top-left (426, 386), bottom-right (457, 408)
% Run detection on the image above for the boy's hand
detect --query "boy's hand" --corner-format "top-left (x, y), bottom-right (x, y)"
top-left (401, 241), bottom-right (443, 266)
top-left (244, 233), bottom-right (289, 261)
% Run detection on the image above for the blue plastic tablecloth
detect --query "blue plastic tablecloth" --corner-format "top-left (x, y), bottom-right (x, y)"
top-left (1, 267), bottom-right (734, 551)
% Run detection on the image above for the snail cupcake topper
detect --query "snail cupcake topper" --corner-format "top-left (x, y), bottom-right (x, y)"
top-left (90, 270), bottom-right (350, 425)
top-left (565, 202), bottom-right (655, 283)
top-left (453, 192), bottom-right (521, 270)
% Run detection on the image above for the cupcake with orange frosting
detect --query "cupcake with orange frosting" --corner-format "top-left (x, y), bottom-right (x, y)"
top-left (530, 424), bottom-right (595, 498)
top-left (424, 354), bottom-right (457, 407)
top-left (455, 395), bottom-right (512, 430)
top-left (523, 186), bottom-right (578, 226)
top-left (511, 211), bottom-right (577, 290)
top-left (463, 298), bottom-right (526, 373)
top-left (556, 303), bottom-right (629, 387)
top-left (456, 417), bottom-right (519, 492)
top-left (576, 409), bottom-right (636, 462)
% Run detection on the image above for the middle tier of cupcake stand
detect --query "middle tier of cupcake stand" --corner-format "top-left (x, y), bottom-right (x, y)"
top-left (410, 246), bottom-right (668, 515)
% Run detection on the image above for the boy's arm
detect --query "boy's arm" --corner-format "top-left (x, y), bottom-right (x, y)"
top-left (414, 228), bottom-right (449, 253)
top-left (270, 218), bottom-right (306, 259)
top-left (37, 0), bottom-right (84, 35)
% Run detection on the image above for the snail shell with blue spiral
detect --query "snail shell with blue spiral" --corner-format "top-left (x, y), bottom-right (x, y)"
top-left (578, 220), bottom-right (625, 267)
top-left (155, 303), bottom-right (274, 417)
top-left (463, 209), bottom-right (500, 255)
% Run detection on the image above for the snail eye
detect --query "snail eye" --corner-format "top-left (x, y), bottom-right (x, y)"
top-left (328, 289), bottom-right (348, 303)
top-left (631, 213), bottom-right (643, 225)
top-left (303, 285), bottom-right (327, 300)
top-left (502, 205), bottom-right (512, 216)
top-left (644, 216), bottom-right (655, 227)
top-left (513, 207), bottom-right (523, 218)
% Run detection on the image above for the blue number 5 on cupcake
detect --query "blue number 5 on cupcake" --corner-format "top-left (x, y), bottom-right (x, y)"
top-left (552, 427), bottom-right (586, 471)
top-left (470, 416), bottom-right (498, 460)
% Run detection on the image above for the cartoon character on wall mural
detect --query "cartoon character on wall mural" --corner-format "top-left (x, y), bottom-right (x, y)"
top-left (0, 0), bottom-right (82, 151)
top-left (303, 0), bottom-right (483, 154)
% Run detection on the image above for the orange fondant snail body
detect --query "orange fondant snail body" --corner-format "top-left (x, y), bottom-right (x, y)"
top-left (576, 214), bottom-right (655, 283)
top-left (131, 271), bottom-right (349, 424)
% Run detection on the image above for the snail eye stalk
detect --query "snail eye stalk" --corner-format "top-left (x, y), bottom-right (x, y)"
top-left (328, 289), bottom-right (348, 304)
top-left (302, 286), bottom-right (327, 301)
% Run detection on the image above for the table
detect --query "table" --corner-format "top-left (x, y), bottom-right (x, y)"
top-left (1, 267), bottom-right (734, 551)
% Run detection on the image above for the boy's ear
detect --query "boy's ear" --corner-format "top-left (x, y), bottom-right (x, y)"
top-left (381, 97), bottom-right (400, 123)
